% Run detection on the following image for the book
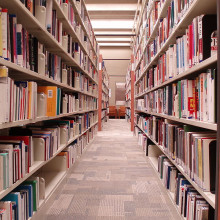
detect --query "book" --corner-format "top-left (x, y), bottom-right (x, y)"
top-left (37, 86), bottom-right (58, 117)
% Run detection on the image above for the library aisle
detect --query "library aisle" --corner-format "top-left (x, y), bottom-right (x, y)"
top-left (37, 119), bottom-right (180, 220)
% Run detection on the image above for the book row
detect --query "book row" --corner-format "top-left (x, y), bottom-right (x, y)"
top-left (158, 154), bottom-right (214, 220)
top-left (0, 114), bottom-right (97, 192)
top-left (135, 69), bottom-right (216, 123)
top-left (0, 72), bottom-right (97, 123)
top-left (135, 128), bottom-right (214, 219)
top-left (19, 0), bottom-right (98, 59)
top-left (135, 10), bottom-right (217, 81)
top-left (0, 123), bottom-right (98, 220)
top-left (0, 9), bottom-right (98, 81)
top-left (135, 0), bottom-right (197, 64)
top-left (135, 114), bottom-right (216, 192)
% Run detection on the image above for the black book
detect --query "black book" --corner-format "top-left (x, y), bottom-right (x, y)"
top-left (198, 14), bottom-right (217, 62)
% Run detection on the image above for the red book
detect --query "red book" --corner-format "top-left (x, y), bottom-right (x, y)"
top-left (167, 6), bottom-right (171, 39)
top-left (0, 136), bottom-right (31, 173)
top-left (188, 24), bottom-right (193, 68)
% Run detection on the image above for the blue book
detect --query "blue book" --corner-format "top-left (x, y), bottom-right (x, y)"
top-left (16, 184), bottom-right (33, 217)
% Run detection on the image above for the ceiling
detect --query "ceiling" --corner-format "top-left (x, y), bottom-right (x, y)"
top-left (85, 0), bottom-right (139, 47)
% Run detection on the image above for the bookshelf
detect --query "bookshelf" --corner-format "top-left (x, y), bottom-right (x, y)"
top-left (125, 55), bottom-right (135, 131)
top-left (98, 55), bottom-right (109, 131)
top-left (0, 0), bottom-right (99, 218)
top-left (132, 0), bottom-right (218, 218)
top-left (216, 1), bottom-right (220, 219)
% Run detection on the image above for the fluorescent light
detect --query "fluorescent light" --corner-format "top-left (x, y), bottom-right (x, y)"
top-left (86, 4), bottom-right (137, 11)
top-left (96, 38), bottom-right (131, 42)
top-left (98, 43), bottom-right (131, 46)
top-left (91, 20), bottom-right (134, 29)
top-left (94, 31), bottom-right (133, 35)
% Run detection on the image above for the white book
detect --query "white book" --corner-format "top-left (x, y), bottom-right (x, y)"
top-left (61, 3), bottom-right (68, 18)
top-left (0, 71), bottom-right (9, 123)
top-left (0, 145), bottom-right (13, 187)
top-left (207, 70), bottom-right (215, 123)
top-left (46, 0), bottom-right (53, 33)
top-left (59, 22), bottom-right (63, 45)
top-left (62, 35), bottom-right (68, 52)
top-left (0, 201), bottom-right (12, 220)
top-left (202, 138), bottom-right (216, 191)
top-left (33, 137), bottom-right (46, 161)
top-left (203, 73), bottom-right (208, 122)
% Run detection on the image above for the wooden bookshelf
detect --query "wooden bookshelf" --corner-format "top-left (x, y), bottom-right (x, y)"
top-left (125, 55), bottom-right (135, 131)
top-left (98, 55), bottom-right (109, 131)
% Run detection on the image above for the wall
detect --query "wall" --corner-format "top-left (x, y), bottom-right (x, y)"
top-left (100, 46), bottom-right (131, 106)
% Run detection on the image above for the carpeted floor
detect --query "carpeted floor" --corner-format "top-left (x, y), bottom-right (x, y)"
top-left (36, 119), bottom-right (181, 220)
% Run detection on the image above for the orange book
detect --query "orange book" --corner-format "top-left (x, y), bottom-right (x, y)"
top-left (37, 86), bottom-right (57, 117)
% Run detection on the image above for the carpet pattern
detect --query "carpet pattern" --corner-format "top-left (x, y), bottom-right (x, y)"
top-left (37, 119), bottom-right (181, 220)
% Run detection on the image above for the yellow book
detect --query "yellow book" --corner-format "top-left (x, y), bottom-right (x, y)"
top-left (37, 86), bottom-right (57, 117)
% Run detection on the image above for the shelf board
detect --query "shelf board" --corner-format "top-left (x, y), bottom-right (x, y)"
top-left (82, 0), bottom-right (98, 54)
top-left (135, 0), bottom-right (171, 71)
top-left (0, 0), bottom-right (97, 85)
top-left (40, 171), bottom-right (67, 200)
top-left (0, 58), bottom-right (98, 98)
top-left (102, 82), bottom-right (109, 91)
top-left (135, 109), bottom-right (217, 131)
top-left (135, 0), bottom-right (216, 83)
top-left (134, 0), bottom-right (149, 40)
top-left (69, 0), bottom-right (98, 58)
top-left (0, 109), bottom-right (98, 130)
top-left (135, 122), bottom-right (215, 208)
top-left (135, 55), bottom-right (217, 97)
top-left (0, 121), bottom-right (98, 200)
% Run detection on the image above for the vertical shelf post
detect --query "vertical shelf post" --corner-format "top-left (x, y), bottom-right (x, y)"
top-left (216, 0), bottom-right (220, 218)
top-left (98, 55), bottom-right (103, 131)
top-left (130, 54), bottom-right (135, 131)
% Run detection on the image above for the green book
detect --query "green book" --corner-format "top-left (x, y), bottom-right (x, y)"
top-left (24, 180), bottom-right (37, 211)
top-left (56, 88), bottom-right (61, 115)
